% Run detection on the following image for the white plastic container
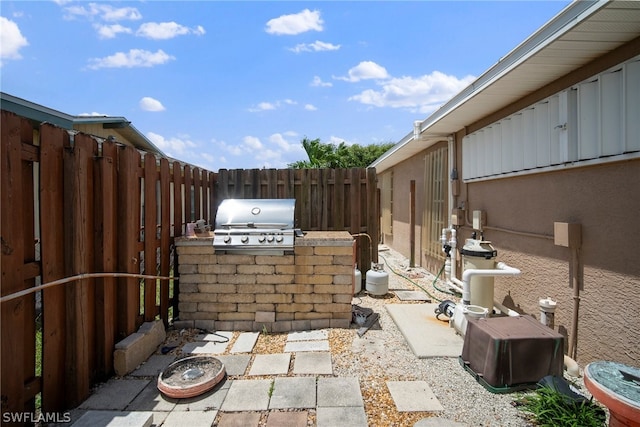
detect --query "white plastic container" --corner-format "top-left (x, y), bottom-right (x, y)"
top-left (461, 239), bottom-right (497, 312)
top-left (453, 304), bottom-right (489, 337)
top-left (366, 263), bottom-right (388, 296)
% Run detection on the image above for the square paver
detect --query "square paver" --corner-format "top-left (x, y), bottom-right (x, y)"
top-left (78, 379), bottom-right (149, 410)
top-left (71, 410), bottom-right (153, 427)
top-left (248, 353), bottom-right (291, 376)
top-left (266, 411), bottom-right (308, 427)
top-left (220, 379), bottom-right (272, 411)
top-left (317, 377), bottom-right (363, 407)
top-left (216, 354), bottom-right (251, 376)
top-left (230, 332), bottom-right (259, 353)
top-left (217, 412), bottom-right (261, 427)
top-left (284, 340), bottom-right (329, 352)
top-left (195, 331), bottom-right (234, 342)
top-left (317, 407), bottom-right (368, 427)
top-left (163, 410), bottom-right (217, 427)
top-left (173, 379), bottom-right (231, 412)
top-left (287, 330), bottom-right (328, 341)
top-left (182, 340), bottom-right (230, 354)
top-left (386, 381), bottom-right (444, 412)
top-left (126, 381), bottom-right (177, 411)
top-left (268, 377), bottom-right (316, 409)
top-left (293, 352), bottom-right (333, 375)
top-left (130, 354), bottom-right (176, 377)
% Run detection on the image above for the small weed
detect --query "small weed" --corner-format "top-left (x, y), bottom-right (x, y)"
top-left (516, 386), bottom-right (606, 427)
top-left (268, 379), bottom-right (275, 397)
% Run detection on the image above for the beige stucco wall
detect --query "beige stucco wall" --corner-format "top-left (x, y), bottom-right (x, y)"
top-left (457, 158), bottom-right (640, 365)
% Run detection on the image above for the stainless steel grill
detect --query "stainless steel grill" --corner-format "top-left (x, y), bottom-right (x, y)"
top-left (213, 198), bottom-right (297, 255)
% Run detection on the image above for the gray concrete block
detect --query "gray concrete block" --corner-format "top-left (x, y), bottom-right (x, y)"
top-left (162, 410), bottom-right (217, 427)
top-left (249, 353), bottom-right (291, 376)
top-left (284, 340), bottom-right (329, 352)
top-left (113, 321), bottom-right (166, 376)
top-left (220, 379), bottom-right (271, 411)
top-left (71, 410), bottom-right (153, 427)
top-left (171, 320), bottom-right (194, 330)
top-left (194, 319), bottom-right (216, 331)
top-left (215, 354), bottom-right (251, 376)
top-left (126, 381), bottom-right (177, 412)
top-left (287, 330), bottom-right (328, 341)
top-left (386, 381), bottom-right (444, 412)
top-left (130, 355), bottom-right (176, 377)
top-left (78, 379), bottom-right (149, 410)
top-left (317, 377), bottom-right (363, 407)
top-left (182, 339), bottom-right (230, 355)
top-left (268, 377), bottom-right (316, 409)
top-left (172, 379), bottom-right (231, 412)
top-left (317, 407), bottom-right (368, 427)
top-left (293, 352), bottom-right (333, 375)
top-left (230, 332), bottom-right (259, 353)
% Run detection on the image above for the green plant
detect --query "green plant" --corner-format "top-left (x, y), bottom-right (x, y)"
top-left (268, 379), bottom-right (275, 397)
top-left (516, 386), bottom-right (606, 427)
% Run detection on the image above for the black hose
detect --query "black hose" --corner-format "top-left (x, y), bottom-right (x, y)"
top-left (379, 254), bottom-right (451, 303)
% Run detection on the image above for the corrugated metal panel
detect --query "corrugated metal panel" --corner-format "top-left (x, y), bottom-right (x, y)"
top-left (578, 79), bottom-right (599, 160)
top-left (601, 68), bottom-right (624, 156)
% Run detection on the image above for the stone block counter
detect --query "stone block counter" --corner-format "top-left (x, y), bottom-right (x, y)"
top-left (175, 231), bottom-right (355, 332)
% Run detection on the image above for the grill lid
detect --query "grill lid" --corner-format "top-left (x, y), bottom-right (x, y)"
top-left (215, 198), bottom-right (296, 230)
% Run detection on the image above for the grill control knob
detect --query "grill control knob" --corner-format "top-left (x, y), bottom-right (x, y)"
top-left (275, 235), bottom-right (284, 243)
top-left (223, 236), bottom-right (231, 244)
top-left (258, 235), bottom-right (266, 243)
top-left (267, 235), bottom-right (275, 243)
top-left (241, 236), bottom-right (249, 244)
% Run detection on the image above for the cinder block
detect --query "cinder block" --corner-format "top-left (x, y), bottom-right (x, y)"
top-left (315, 265), bottom-right (352, 275)
top-left (178, 302), bottom-right (197, 313)
top-left (291, 320), bottom-right (311, 331)
top-left (237, 265), bottom-right (275, 275)
top-left (333, 255), bottom-right (355, 265)
top-left (178, 264), bottom-right (198, 274)
top-left (330, 319), bottom-right (351, 328)
top-left (255, 255), bottom-right (294, 265)
top-left (172, 320), bottom-right (194, 330)
top-left (194, 320), bottom-right (216, 332)
top-left (310, 319), bottom-right (331, 329)
top-left (315, 246), bottom-right (353, 256)
top-left (296, 275), bottom-right (333, 285)
top-left (256, 274), bottom-right (294, 284)
top-left (114, 321), bottom-right (166, 376)
top-left (333, 274), bottom-right (353, 285)
top-left (271, 321), bottom-right (292, 333)
top-left (275, 284), bottom-right (314, 294)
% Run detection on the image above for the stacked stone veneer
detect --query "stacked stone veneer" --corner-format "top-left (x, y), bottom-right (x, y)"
top-left (175, 231), bottom-right (354, 332)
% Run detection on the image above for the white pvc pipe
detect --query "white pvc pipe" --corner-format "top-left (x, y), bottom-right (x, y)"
top-left (461, 262), bottom-right (521, 305)
top-left (493, 300), bottom-right (521, 317)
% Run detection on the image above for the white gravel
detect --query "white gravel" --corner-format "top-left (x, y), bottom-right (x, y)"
top-left (331, 245), bottom-right (592, 427)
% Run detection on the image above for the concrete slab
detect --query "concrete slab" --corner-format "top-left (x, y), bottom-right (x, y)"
top-left (317, 377), bottom-right (363, 407)
top-left (162, 410), bottom-right (218, 427)
top-left (129, 354), bottom-right (176, 377)
top-left (173, 379), bottom-right (231, 412)
top-left (216, 354), bottom-right (251, 376)
top-left (230, 332), bottom-right (259, 353)
top-left (248, 353), bottom-right (291, 376)
top-left (386, 304), bottom-right (463, 358)
top-left (220, 379), bottom-right (272, 411)
top-left (284, 340), bottom-right (330, 352)
top-left (126, 381), bottom-right (177, 411)
top-left (71, 410), bottom-right (153, 427)
top-left (266, 411), bottom-right (308, 427)
top-left (182, 340), bottom-right (230, 354)
top-left (217, 412), bottom-right (261, 427)
top-left (287, 330), bottom-right (328, 341)
top-left (293, 352), bottom-right (333, 375)
top-left (268, 377), bottom-right (316, 409)
top-left (78, 379), bottom-right (149, 410)
top-left (395, 290), bottom-right (431, 301)
top-left (387, 381), bottom-right (444, 412)
top-left (316, 407), bottom-right (368, 427)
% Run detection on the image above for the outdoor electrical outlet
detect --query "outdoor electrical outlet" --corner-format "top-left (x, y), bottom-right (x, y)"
top-left (472, 210), bottom-right (486, 230)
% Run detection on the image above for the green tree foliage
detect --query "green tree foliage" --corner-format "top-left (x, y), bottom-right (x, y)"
top-left (288, 137), bottom-right (395, 169)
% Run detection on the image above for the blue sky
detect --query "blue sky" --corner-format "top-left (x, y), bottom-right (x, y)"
top-left (1, 1), bottom-right (570, 171)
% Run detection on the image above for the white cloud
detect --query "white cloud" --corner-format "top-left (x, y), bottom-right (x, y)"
top-left (0, 17), bottom-right (29, 66)
top-left (147, 132), bottom-right (197, 157)
top-left (64, 3), bottom-right (142, 22)
top-left (77, 111), bottom-right (109, 116)
top-left (304, 104), bottom-right (317, 111)
top-left (311, 76), bottom-right (332, 87)
top-left (139, 97), bottom-right (165, 112)
top-left (289, 40), bottom-right (340, 53)
top-left (243, 136), bottom-right (264, 150)
top-left (349, 70), bottom-right (476, 113)
top-left (136, 22), bottom-right (205, 40)
top-left (336, 61), bottom-right (389, 82)
top-left (265, 9), bottom-right (323, 35)
top-left (95, 23), bottom-right (132, 39)
top-left (87, 49), bottom-right (175, 69)
top-left (248, 99), bottom-right (296, 112)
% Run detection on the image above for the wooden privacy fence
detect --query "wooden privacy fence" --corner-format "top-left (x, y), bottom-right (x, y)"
top-left (1, 109), bottom-right (379, 417)
top-left (1, 110), bottom-right (213, 415)
top-left (215, 167), bottom-right (379, 270)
